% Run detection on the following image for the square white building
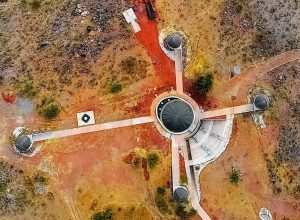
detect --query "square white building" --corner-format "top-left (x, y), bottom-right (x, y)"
top-left (77, 111), bottom-right (95, 127)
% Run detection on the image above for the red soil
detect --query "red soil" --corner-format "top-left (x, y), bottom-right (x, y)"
top-left (123, 152), bottom-right (134, 164)
top-left (2, 90), bottom-right (16, 104)
top-left (133, 1), bottom-right (176, 87)
top-left (179, 154), bottom-right (187, 182)
top-left (142, 158), bottom-right (150, 181)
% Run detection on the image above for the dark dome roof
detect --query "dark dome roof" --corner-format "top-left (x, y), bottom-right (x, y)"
top-left (166, 34), bottom-right (182, 49)
top-left (159, 98), bottom-right (194, 133)
top-left (15, 135), bottom-right (32, 153)
top-left (254, 94), bottom-right (270, 110)
top-left (173, 187), bottom-right (188, 203)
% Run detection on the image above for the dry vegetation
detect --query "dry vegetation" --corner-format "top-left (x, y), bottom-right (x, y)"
top-left (156, 0), bottom-right (299, 88)
top-left (260, 61), bottom-right (300, 200)
top-left (0, 159), bottom-right (71, 219)
top-left (0, 0), bottom-right (153, 105)
top-left (220, 0), bottom-right (300, 63)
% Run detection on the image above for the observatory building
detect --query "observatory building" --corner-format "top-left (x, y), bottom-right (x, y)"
top-left (173, 186), bottom-right (189, 203)
top-left (156, 97), bottom-right (195, 134)
top-left (15, 135), bottom-right (33, 153)
top-left (253, 94), bottom-right (270, 110)
top-left (164, 34), bottom-right (182, 51)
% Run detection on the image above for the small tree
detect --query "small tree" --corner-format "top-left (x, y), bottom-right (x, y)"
top-left (91, 208), bottom-right (113, 220)
top-left (147, 153), bottom-right (159, 168)
top-left (194, 73), bottom-right (213, 94)
top-left (156, 187), bottom-right (165, 195)
top-left (109, 83), bottom-right (122, 93)
top-left (229, 166), bottom-right (242, 184)
top-left (41, 103), bottom-right (60, 120)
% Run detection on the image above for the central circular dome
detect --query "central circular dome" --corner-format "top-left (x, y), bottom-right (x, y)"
top-left (157, 97), bottom-right (194, 134)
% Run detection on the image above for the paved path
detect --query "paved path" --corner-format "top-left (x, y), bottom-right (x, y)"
top-left (171, 138), bottom-right (180, 188)
top-left (174, 48), bottom-right (184, 94)
top-left (32, 116), bottom-right (155, 142)
top-left (203, 104), bottom-right (254, 119)
top-left (181, 142), bottom-right (211, 220)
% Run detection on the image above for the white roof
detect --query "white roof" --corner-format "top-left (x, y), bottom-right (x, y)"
top-left (122, 8), bottom-right (137, 23)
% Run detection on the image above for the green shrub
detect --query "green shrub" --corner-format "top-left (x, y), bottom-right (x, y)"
top-left (156, 187), bottom-right (165, 195)
top-left (29, 0), bottom-right (41, 10)
top-left (110, 83), bottom-right (122, 93)
top-left (233, 0), bottom-right (244, 13)
top-left (147, 153), bottom-right (159, 169)
top-left (41, 103), bottom-right (60, 120)
top-left (91, 208), bottom-right (113, 220)
top-left (229, 166), bottom-right (242, 184)
top-left (194, 73), bottom-right (213, 94)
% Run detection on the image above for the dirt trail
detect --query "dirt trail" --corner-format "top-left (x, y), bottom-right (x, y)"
top-left (223, 50), bottom-right (300, 105)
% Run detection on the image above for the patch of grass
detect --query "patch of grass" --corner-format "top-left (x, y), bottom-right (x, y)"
top-left (109, 83), bottom-right (122, 93)
top-left (120, 57), bottom-right (137, 74)
top-left (229, 166), bottom-right (242, 184)
top-left (91, 208), bottom-right (113, 220)
top-left (17, 80), bottom-right (38, 99)
top-left (175, 205), bottom-right (197, 219)
top-left (193, 73), bottom-right (213, 94)
top-left (147, 153), bottom-right (159, 169)
top-left (155, 195), bottom-right (169, 213)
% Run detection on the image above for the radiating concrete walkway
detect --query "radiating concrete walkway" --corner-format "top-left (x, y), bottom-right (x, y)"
top-left (32, 116), bottom-right (155, 142)
top-left (181, 140), bottom-right (211, 220)
top-left (174, 48), bottom-right (184, 94)
top-left (171, 138), bottom-right (180, 188)
top-left (203, 104), bottom-right (254, 119)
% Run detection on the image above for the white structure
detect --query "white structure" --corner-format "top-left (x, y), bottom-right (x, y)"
top-left (259, 208), bottom-right (273, 220)
top-left (232, 66), bottom-right (241, 75)
top-left (77, 111), bottom-right (95, 127)
top-left (122, 8), bottom-right (141, 33)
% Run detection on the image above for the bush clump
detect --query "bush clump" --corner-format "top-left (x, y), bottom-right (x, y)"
top-left (109, 83), bottom-right (122, 94)
top-left (37, 96), bottom-right (61, 120)
top-left (229, 166), bottom-right (242, 184)
top-left (193, 73), bottom-right (213, 94)
top-left (41, 103), bottom-right (60, 120)
top-left (18, 80), bottom-right (38, 99)
top-left (175, 205), bottom-right (197, 219)
top-left (147, 153), bottom-right (159, 169)
top-left (91, 208), bottom-right (113, 220)
top-left (156, 187), bottom-right (165, 195)
top-left (233, 0), bottom-right (244, 13)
